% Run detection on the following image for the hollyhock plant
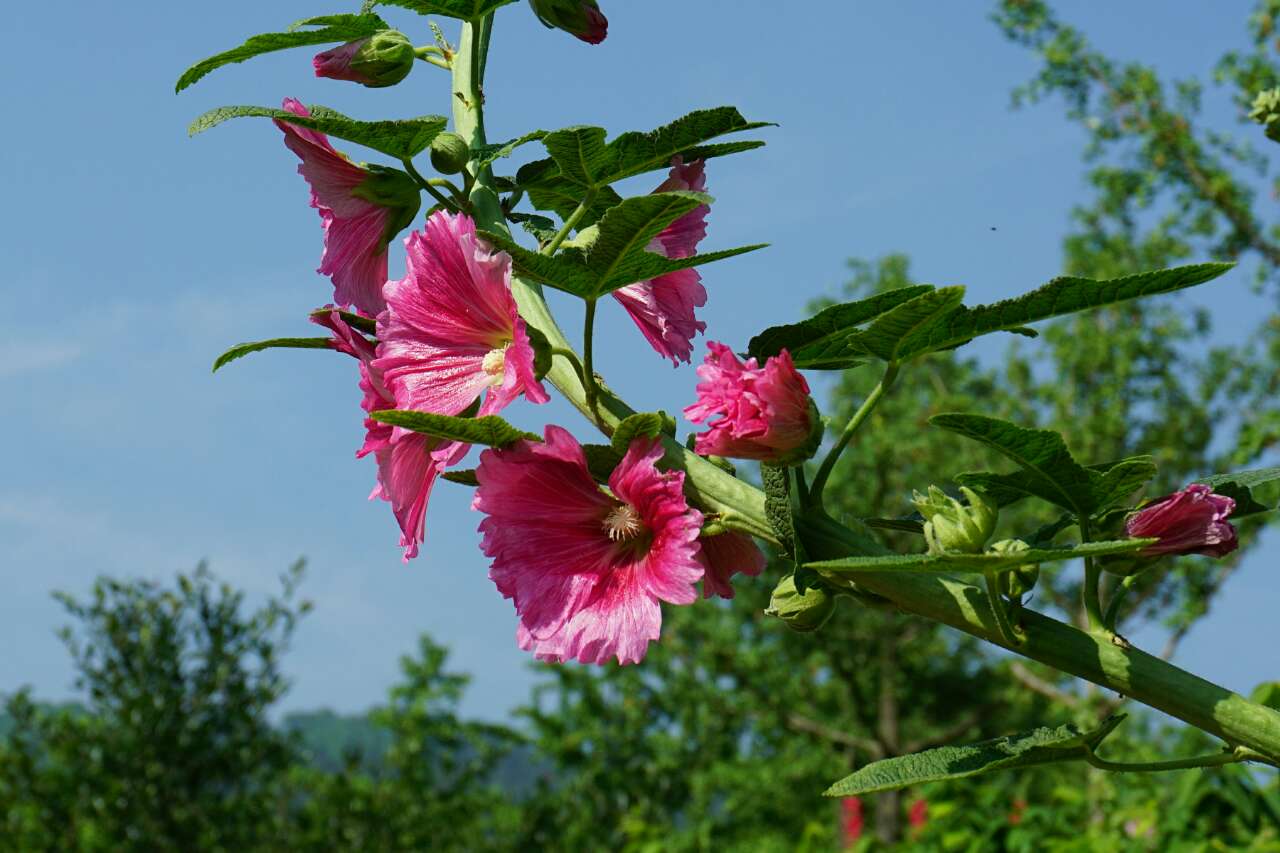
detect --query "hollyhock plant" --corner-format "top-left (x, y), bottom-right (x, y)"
top-left (313, 31), bottom-right (416, 88)
top-left (528, 0), bottom-right (608, 44)
top-left (474, 426), bottom-right (704, 665)
top-left (375, 211), bottom-right (550, 417)
top-left (276, 98), bottom-right (421, 316)
top-left (612, 158), bottom-right (710, 364)
top-left (698, 531), bottom-right (766, 599)
top-left (313, 309), bottom-right (463, 561)
top-left (1125, 483), bottom-right (1239, 558)
top-left (684, 342), bottom-right (820, 464)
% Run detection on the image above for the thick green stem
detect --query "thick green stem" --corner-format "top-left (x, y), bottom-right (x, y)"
top-left (809, 362), bottom-right (900, 502)
top-left (448, 13), bottom-right (1280, 765)
top-left (984, 571), bottom-right (1024, 647)
top-left (1080, 520), bottom-right (1109, 636)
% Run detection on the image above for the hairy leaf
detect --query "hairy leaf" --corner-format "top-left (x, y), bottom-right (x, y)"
top-left (824, 717), bottom-right (1126, 796)
top-left (370, 411), bottom-right (538, 447)
top-left (895, 263), bottom-right (1234, 360)
top-left (806, 539), bottom-right (1153, 575)
top-left (212, 338), bottom-right (332, 373)
top-left (1197, 466), bottom-right (1280, 518)
top-left (844, 287), bottom-right (966, 363)
top-left (474, 131), bottom-right (548, 167)
top-left (308, 307), bottom-right (377, 336)
top-left (442, 469), bottom-right (480, 487)
top-left (176, 14), bottom-right (389, 92)
top-left (371, 0), bottom-right (517, 19)
top-left (611, 412), bottom-right (675, 455)
top-left (762, 464), bottom-right (797, 558)
top-left (190, 105), bottom-right (448, 160)
top-left (958, 455), bottom-right (1158, 517)
top-left (747, 285), bottom-right (936, 368)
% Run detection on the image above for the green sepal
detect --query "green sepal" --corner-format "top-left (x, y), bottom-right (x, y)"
top-left (765, 573), bottom-right (837, 633)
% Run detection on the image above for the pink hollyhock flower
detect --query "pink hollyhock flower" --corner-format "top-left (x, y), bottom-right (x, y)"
top-left (698, 531), bottom-right (766, 599)
top-left (313, 309), bottom-right (463, 561)
top-left (528, 0), bottom-right (608, 44)
top-left (276, 98), bottom-right (420, 316)
top-left (612, 158), bottom-right (710, 364)
top-left (684, 342), bottom-right (819, 464)
top-left (474, 426), bottom-right (704, 665)
top-left (909, 798), bottom-right (929, 831)
top-left (375, 211), bottom-right (549, 418)
top-left (1125, 483), bottom-right (1238, 557)
top-left (313, 31), bottom-right (415, 88)
top-left (841, 797), bottom-right (864, 844)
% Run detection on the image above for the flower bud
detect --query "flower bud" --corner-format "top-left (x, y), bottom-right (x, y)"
top-left (429, 132), bottom-right (470, 175)
top-left (351, 166), bottom-right (423, 243)
top-left (528, 0), bottom-right (609, 44)
top-left (766, 574), bottom-right (837, 633)
top-left (313, 30), bottom-right (416, 88)
top-left (1124, 484), bottom-right (1238, 558)
top-left (912, 486), bottom-right (998, 555)
top-left (989, 539), bottom-right (1040, 598)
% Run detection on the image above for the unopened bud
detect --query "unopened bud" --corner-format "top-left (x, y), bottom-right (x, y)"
top-left (912, 486), bottom-right (998, 555)
top-left (766, 574), bottom-right (836, 633)
top-left (990, 539), bottom-right (1040, 598)
top-left (528, 0), bottom-right (609, 44)
top-left (314, 31), bottom-right (416, 88)
top-left (430, 132), bottom-right (470, 175)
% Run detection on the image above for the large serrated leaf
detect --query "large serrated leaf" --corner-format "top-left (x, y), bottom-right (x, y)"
top-left (747, 285), bottom-right (936, 368)
top-left (176, 14), bottom-right (389, 92)
top-left (371, 0), bottom-right (517, 18)
top-left (482, 192), bottom-right (765, 298)
top-left (371, 410), bottom-right (538, 447)
top-left (895, 263), bottom-right (1234, 360)
top-left (848, 287), bottom-right (967, 362)
top-left (473, 131), bottom-right (548, 168)
top-left (1196, 467), bottom-right (1280, 518)
top-left (824, 717), bottom-right (1126, 796)
top-left (805, 539), bottom-right (1153, 575)
top-left (517, 108), bottom-right (770, 212)
top-left (212, 337), bottom-right (333, 373)
top-left (958, 455), bottom-right (1158, 518)
top-left (189, 105), bottom-right (448, 161)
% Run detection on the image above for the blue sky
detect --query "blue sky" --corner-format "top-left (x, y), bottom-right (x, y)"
top-left (2, 1), bottom-right (1275, 721)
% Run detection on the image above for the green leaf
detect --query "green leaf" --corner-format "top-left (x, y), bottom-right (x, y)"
top-left (762, 464), bottom-right (797, 558)
top-left (517, 108), bottom-right (771, 217)
top-left (824, 717), bottom-right (1126, 796)
top-left (482, 192), bottom-right (766, 298)
top-left (370, 0), bottom-right (517, 19)
top-left (958, 455), bottom-right (1158, 517)
top-left (442, 469), bottom-right (480, 487)
top-left (474, 131), bottom-right (548, 168)
top-left (1197, 467), bottom-right (1280, 518)
top-left (175, 13), bottom-right (389, 92)
top-left (1252, 682), bottom-right (1280, 712)
top-left (370, 411), bottom-right (538, 447)
top-left (747, 285), bottom-right (935, 369)
top-left (611, 412), bottom-right (675, 455)
top-left (806, 539), bottom-right (1153, 575)
top-left (189, 104), bottom-right (448, 161)
top-left (308, 307), bottom-right (377, 336)
top-left (894, 263), bottom-right (1234, 360)
top-left (862, 517), bottom-right (926, 535)
top-left (212, 338), bottom-right (332, 373)
top-left (582, 444), bottom-right (624, 482)
top-left (848, 287), bottom-right (967, 362)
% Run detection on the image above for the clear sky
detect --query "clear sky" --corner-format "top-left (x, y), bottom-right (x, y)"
top-left (2, 1), bottom-right (1275, 721)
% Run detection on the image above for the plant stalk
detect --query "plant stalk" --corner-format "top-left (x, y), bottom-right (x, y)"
top-left (809, 362), bottom-right (900, 503)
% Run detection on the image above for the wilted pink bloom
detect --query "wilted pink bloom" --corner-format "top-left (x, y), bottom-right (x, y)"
top-left (612, 158), bottom-right (710, 364)
top-left (277, 99), bottom-right (420, 316)
top-left (375, 211), bottom-right (549, 417)
top-left (684, 342), bottom-right (817, 463)
top-left (698, 531), bottom-right (766, 599)
top-left (1125, 484), bottom-right (1238, 558)
top-left (313, 309), bottom-right (463, 561)
top-left (313, 40), bottom-right (368, 82)
top-left (528, 0), bottom-right (608, 44)
top-left (474, 426), bottom-right (704, 665)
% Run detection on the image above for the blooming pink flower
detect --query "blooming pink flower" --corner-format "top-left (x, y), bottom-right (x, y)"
top-left (474, 426), bottom-right (704, 665)
top-left (1125, 483), bottom-right (1238, 558)
top-left (313, 309), bottom-right (463, 561)
top-left (698, 531), bottom-right (766, 599)
top-left (612, 158), bottom-right (710, 364)
top-left (276, 98), bottom-right (420, 316)
top-left (684, 342), bottom-right (818, 463)
top-left (374, 211), bottom-right (549, 418)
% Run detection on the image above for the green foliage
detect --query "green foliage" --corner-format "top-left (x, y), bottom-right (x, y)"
top-left (610, 411), bottom-right (675, 454)
top-left (853, 286), bottom-right (968, 362)
top-left (473, 130), bottom-right (549, 168)
top-left (309, 307), bottom-right (377, 335)
top-left (370, 410), bottom-right (538, 447)
top-left (825, 717), bottom-right (1125, 796)
top-left (1197, 466), bottom-right (1280, 518)
top-left (483, 193), bottom-right (765, 298)
top-left (762, 463), bottom-right (798, 557)
top-left (175, 13), bottom-right (389, 92)
top-left (370, 0), bottom-right (518, 20)
top-left (212, 337), bottom-right (333, 372)
top-left (808, 539), bottom-right (1152, 576)
top-left (190, 105), bottom-right (448, 161)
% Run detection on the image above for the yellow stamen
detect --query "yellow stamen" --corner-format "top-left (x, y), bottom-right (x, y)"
top-left (481, 346), bottom-right (508, 386)
top-left (602, 504), bottom-right (644, 542)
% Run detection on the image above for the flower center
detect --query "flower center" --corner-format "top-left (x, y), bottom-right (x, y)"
top-left (602, 504), bottom-right (644, 542)
top-left (481, 346), bottom-right (508, 386)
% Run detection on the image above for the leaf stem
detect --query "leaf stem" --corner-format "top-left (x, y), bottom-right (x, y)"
top-left (1103, 574), bottom-right (1138, 632)
top-left (401, 157), bottom-right (460, 211)
top-left (985, 571), bottom-right (1025, 647)
top-left (809, 361), bottom-right (900, 503)
top-left (1083, 744), bottom-right (1250, 773)
top-left (551, 347), bottom-right (587, 385)
top-left (582, 299), bottom-right (600, 418)
top-left (543, 193), bottom-right (595, 256)
top-left (1079, 519), bottom-right (1109, 637)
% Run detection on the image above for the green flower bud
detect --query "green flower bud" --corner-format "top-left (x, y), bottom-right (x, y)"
top-left (430, 132), bottom-right (471, 175)
top-left (314, 31), bottom-right (416, 89)
top-left (989, 539), bottom-right (1040, 598)
top-left (912, 485), bottom-right (998, 555)
top-left (765, 574), bottom-right (837, 633)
